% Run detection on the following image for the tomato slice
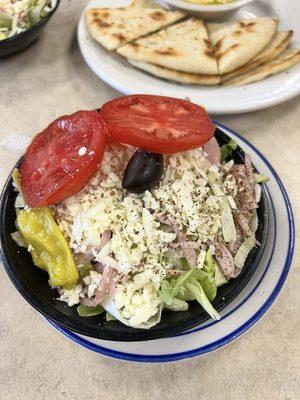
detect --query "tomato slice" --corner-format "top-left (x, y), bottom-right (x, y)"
top-left (100, 95), bottom-right (215, 154)
top-left (20, 110), bottom-right (106, 208)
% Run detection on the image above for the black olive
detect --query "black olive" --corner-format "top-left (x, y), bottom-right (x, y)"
top-left (122, 150), bottom-right (164, 194)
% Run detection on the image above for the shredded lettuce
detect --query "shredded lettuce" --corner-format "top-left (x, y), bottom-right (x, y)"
top-left (161, 266), bottom-right (219, 320)
top-left (105, 312), bottom-right (116, 322)
top-left (77, 304), bottom-right (104, 317)
top-left (161, 269), bottom-right (195, 305)
top-left (254, 173), bottom-right (269, 183)
top-left (250, 211), bottom-right (258, 234)
top-left (255, 184), bottom-right (262, 203)
top-left (0, 0), bottom-right (57, 41)
top-left (77, 262), bottom-right (93, 278)
top-left (11, 231), bottom-right (26, 247)
top-left (192, 270), bottom-right (217, 301)
top-left (234, 237), bottom-right (256, 269)
top-left (101, 296), bottom-right (163, 329)
top-left (220, 196), bottom-right (237, 243)
top-left (203, 249), bottom-right (215, 274)
top-left (214, 263), bottom-right (228, 287)
top-left (221, 139), bottom-right (238, 162)
top-left (164, 298), bottom-right (189, 312)
top-left (167, 256), bottom-right (190, 270)
top-left (185, 282), bottom-right (220, 320)
top-left (203, 249), bottom-right (227, 287)
top-left (207, 171), bottom-right (224, 196)
top-left (197, 249), bottom-right (206, 270)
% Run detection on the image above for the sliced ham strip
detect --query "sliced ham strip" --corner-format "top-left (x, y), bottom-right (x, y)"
top-left (227, 224), bottom-right (243, 255)
top-left (81, 266), bottom-right (116, 307)
top-left (203, 137), bottom-right (221, 166)
top-left (181, 241), bottom-right (201, 250)
top-left (231, 164), bottom-right (257, 212)
top-left (235, 213), bottom-right (253, 238)
top-left (99, 230), bottom-right (112, 249)
top-left (244, 154), bottom-right (256, 196)
top-left (215, 242), bottom-right (241, 278)
top-left (170, 221), bottom-right (198, 267)
top-left (157, 215), bottom-right (197, 267)
top-left (181, 246), bottom-right (198, 267)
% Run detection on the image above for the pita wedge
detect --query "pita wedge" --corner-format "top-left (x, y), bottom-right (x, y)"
top-left (208, 18), bottom-right (278, 75)
top-left (222, 31), bottom-right (293, 82)
top-left (117, 18), bottom-right (219, 75)
top-left (224, 49), bottom-right (300, 86)
top-left (128, 59), bottom-right (221, 85)
top-left (86, 0), bottom-right (186, 51)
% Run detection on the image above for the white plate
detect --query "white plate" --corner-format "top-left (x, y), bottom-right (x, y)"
top-left (162, 0), bottom-right (254, 19)
top-left (47, 122), bottom-right (295, 362)
top-left (77, 0), bottom-right (300, 114)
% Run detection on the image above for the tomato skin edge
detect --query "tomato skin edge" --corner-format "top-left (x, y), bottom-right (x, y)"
top-left (20, 110), bottom-right (107, 208)
top-left (100, 95), bottom-right (215, 154)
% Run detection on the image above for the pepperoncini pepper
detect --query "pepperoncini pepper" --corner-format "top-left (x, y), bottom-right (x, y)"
top-left (17, 207), bottom-right (79, 289)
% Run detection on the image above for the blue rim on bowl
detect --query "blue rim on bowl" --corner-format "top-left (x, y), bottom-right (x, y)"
top-left (45, 122), bottom-right (294, 362)
top-left (0, 123), bottom-right (269, 342)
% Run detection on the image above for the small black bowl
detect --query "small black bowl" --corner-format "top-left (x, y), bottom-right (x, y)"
top-left (0, 0), bottom-right (60, 57)
top-left (0, 127), bottom-right (269, 341)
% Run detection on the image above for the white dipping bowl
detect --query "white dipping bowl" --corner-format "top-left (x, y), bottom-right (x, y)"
top-left (162, 0), bottom-right (255, 19)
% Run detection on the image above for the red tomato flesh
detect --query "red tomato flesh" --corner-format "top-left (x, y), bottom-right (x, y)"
top-left (100, 95), bottom-right (215, 154)
top-left (20, 110), bottom-right (106, 208)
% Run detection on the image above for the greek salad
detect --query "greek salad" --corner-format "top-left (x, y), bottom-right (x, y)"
top-left (12, 95), bottom-right (268, 329)
top-left (0, 0), bottom-right (57, 41)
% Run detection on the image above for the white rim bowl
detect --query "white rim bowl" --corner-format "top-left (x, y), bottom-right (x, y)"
top-left (162, 0), bottom-right (254, 13)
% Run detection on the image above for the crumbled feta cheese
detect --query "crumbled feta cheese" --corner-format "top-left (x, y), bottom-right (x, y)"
top-left (53, 144), bottom-right (238, 284)
top-left (59, 284), bottom-right (83, 307)
top-left (114, 270), bottom-right (161, 326)
top-left (87, 271), bottom-right (102, 298)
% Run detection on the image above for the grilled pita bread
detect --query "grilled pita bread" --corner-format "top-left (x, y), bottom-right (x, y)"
top-left (208, 18), bottom-right (278, 74)
top-left (117, 18), bottom-right (219, 75)
top-left (224, 49), bottom-right (300, 86)
top-left (127, 59), bottom-right (221, 85)
top-left (222, 31), bottom-right (293, 82)
top-left (86, 0), bottom-right (186, 51)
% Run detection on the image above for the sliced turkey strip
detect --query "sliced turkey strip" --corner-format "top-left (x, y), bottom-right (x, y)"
top-left (81, 266), bottom-right (117, 307)
top-left (215, 242), bottom-right (241, 279)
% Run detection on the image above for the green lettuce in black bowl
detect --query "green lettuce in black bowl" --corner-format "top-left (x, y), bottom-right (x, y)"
top-left (0, 127), bottom-right (269, 341)
top-left (0, 0), bottom-right (60, 57)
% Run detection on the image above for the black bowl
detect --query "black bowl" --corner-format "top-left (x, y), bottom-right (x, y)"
top-left (0, 127), bottom-right (269, 341)
top-left (0, 0), bottom-right (60, 57)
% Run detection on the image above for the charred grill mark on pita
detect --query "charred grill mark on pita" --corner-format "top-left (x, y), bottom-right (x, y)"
top-left (128, 42), bottom-right (140, 50)
top-left (113, 33), bottom-right (126, 42)
top-left (149, 11), bottom-right (166, 21)
top-left (101, 11), bottom-right (110, 18)
top-left (238, 21), bottom-right (255, 32)
top-left (93, 18), bottom-right (113, 29)
top-left (154, 47), bottom-right (178, 56)
top-left (204, 38), bottom-right (215, 58)
top-left (214, 36), bottom-right (225, 54)
top-left (216, 43), bottom-right (239, 60)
